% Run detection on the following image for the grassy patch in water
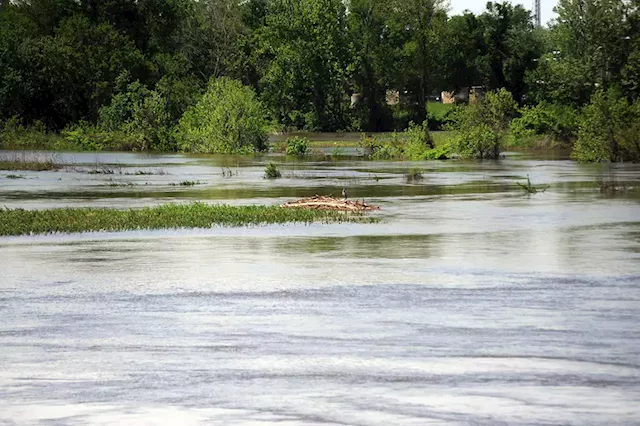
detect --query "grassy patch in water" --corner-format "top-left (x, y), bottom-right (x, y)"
top-left (0, 203), bottom-right (375, 236)
top-left (170, 180), bottom-right (203, 186)
top-left (0, 152), bottom-right (61, 171)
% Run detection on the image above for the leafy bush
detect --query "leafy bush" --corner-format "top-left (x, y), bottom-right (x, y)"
top-left (178, 77), bottom-right (268, 154)
top-left (125, 91), bottom-right (175, 151)
top-left (420, 143), bottom-right (452, 160)
top-left (452, 124), bottom-right (501, 159)
top-left (0, 117), bottom-right (59, 149)
top-left (60, 123), bottom-right (108, 151)
top-left (404, 121), bottom-right (435, 160)
top-left (58, 122), bottom-right (142, 152)
top-left (284, 136), bottom-right (309, 156)
top-left (572, 90), bottom-right (640, 162)
top-left (358, 123), bottom-right (450, 160)
top-left (448, 89), bottom-right (517, 159)
top-left (99, 81), bottom-right (177, 151)
top-left (99, 80), bottom-right (149, 132)
top-left (510, 102), bottom-right (579, 146)
top-left (264, 162), bottom-right (282, 179)
top-left (358, 133), bottom-right (403, 159)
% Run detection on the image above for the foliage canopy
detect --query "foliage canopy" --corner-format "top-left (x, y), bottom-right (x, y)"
top-left (178, 77), bottom-right (268, 154)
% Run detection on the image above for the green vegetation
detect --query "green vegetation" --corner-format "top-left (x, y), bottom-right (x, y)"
top-left (170, 181), bottom-right (204, 187)
top-left (0, 0), bottom-right (639, 161)
top-left (284, 137), bottom-right (309, 156)
top-left (427, 102), bottom-right (455, 131)
top-left (359, 122), bottom-right (452, 160)
top-left (178, 77), bottom-right (268, 154)
top-left (105, 179), bottom-right (135, 188)
top-left (0, 203), bottom-right (374, 236)
top-left (5, 174), bottom-right (24, 179)
top-left (449, 89), bottom-right (517, 159)
top-left (595, 172), bottom-right (632, 194)
top-left (125, 170), bottom-right (167, 176)
top-left (509, 103), bottom-right (579, 148)
top-left (404, 121), bottom-right (434, 158)
top-left (517, 176), bottom-right (548, 194)
top-left (405, 169), bottom-right (424, 183)
top-left (0, 118), bottom-right (61, 150)
top-left (0, 153), bottom-right (60, 171)
top-left (452, 124), bottom-right (501, 160)
top-left (572, 90), bottom-right (640, 163)
top-left (264, 163), bottom-right (282, 179)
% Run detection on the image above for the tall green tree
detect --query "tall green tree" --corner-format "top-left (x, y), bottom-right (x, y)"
top-left (260, 0), bottom-right (351, 131)
top-left (390, 0), bottom-right (448, 123)
top-left (177, 0), bottom-right (249, 82)
top-left (348, 0), bottom-right (405, 131)
top-left (440, 12), bottom-right (487, 92)
top-left (34, 15), bottom-right (146, 127)
top-left (479, 2), bottom-right (541, 102)
top-left (528, 0), bottom-right (638, 106)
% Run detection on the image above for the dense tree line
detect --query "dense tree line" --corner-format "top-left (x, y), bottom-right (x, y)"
top-left (0, 0), bottom-right (639, 160)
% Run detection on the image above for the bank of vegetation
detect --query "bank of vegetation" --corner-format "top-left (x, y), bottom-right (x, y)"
top-left (0, 0), bottom-right (639, 162)
top-left (0, 203), bottom-right (375, 236)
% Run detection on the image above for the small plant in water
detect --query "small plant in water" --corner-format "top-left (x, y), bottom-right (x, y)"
top-left (124, 169), bottom-right (167, 176)
top-left (87, 162), bottom-right (121, 175)
top-left (405, 169), bottom-right (424, 183)
top-left (170, 180), bottom-right (203, 186)
top-left (5, 174), bottom-right (25, 179)
top-left (264, 162), bottom-right (281, 179)
top-left (517, 175), bottom-right (548, 194)
top-left (221, 167), bottom-right (238, 177)
top-left (285, 136), bottom-right (309, 156)
top-left (105, 178), bottom-right (135, 187)
top-left (331, 145), bottom-right (346, 157)
top-left (595, 172), bottom-right (626, 193)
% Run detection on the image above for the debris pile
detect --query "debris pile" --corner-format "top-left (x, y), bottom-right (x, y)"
top-left (281, 195), bottom-right (379, 212)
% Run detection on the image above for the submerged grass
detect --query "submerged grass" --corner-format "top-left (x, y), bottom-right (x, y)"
top-left (405, 169), bottom-right (424, 183)
top-left (0, 203), bottom-right (376, 236)
top-left (0, 152), bottom-right (61, 171)
top-left (517, 175), bottom-right (548, 194)
top-left (170, 180), bottom-right (203, 186)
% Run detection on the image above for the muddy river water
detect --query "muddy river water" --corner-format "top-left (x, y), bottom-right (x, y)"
top-left (1, 150), bottom-right (639, 425)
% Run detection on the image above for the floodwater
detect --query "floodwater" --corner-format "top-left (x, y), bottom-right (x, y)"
top-left (1, 149), bottom-right (639, 425)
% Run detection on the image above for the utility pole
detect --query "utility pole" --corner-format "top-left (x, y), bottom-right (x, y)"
top-left (533, 0), bottom-right (541, 27)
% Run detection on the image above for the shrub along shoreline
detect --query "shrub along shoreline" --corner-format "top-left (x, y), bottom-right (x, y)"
top-left (0, 203), bottom-right (376, 236)
top-left (2, 86), bottom-right (639, 163)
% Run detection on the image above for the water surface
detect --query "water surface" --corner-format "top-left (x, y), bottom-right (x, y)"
top-left (1, 150), bottom-right (639, 425)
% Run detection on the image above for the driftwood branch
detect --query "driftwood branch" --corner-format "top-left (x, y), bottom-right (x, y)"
top-left (281, 195), bottom-right (380, 212)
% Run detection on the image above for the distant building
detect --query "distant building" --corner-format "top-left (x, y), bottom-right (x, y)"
top-left (441, 86), bottom-right (486, 104)
top-left (385, 89), bottom-right (412, 106)
top-left (386, 90), bottom-right (400, 106)
top-left (441, 87), bottom-right (469, 104)
top-left (350, 93), bottom-right (362, 108)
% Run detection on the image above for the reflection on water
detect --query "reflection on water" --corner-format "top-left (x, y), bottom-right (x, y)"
top-left (1, 150), bottom-right (639, 425)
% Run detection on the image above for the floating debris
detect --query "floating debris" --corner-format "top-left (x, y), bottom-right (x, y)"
top-left (281, 195), bottom-right (380, 212)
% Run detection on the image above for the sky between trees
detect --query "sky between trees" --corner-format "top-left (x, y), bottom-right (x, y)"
top-left (451, 0), bottom-right (557, 24)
